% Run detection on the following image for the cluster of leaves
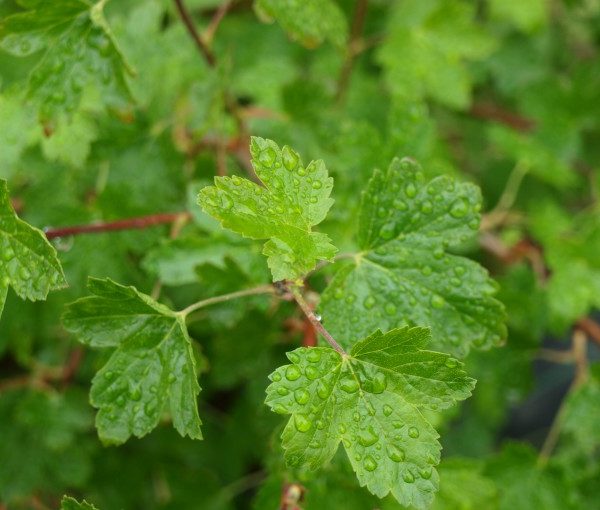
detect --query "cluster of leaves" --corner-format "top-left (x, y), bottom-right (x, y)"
top-left (1, 0), bottom-right (599, 509)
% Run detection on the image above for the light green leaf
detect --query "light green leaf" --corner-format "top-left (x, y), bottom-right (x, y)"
top-left (377, 0), bottom-right (495, 108)
top-left (61, 496), bottom-right (99, 510)
top-left (484, 443), bottom-right (572, 510)
top-left (254, 0), bottom-right (347, 48)
top-left (0, 0), bottom-right (133, 120)
top-left (62, 278), bottom-right (202, 445)
top-left (265, 327), bottom-right (475, 509)
top-left (0, 179), bottom-right (66, 320)
top-left (198, 137), bottom-right (337, 281)
top-left (321, 159), bottom-right (506, 356)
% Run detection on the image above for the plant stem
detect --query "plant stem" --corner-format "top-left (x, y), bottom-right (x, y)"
top-left (289, 285), bottom-right (346, 355)
top-left (178, 285), bottom-right (275, 318)
top-left (336, 0), bottom-right (369, 104)
top-left (538, 329), bottom-right (589, 466)
top-left (204, 0), bottom-right (234, 45)
top-left (173, 0), bottom-right (216, 67)
top-left (481, 161), bottom-right (529, 231)
top-left (44, 212), bottom-right (191, 239)
top-left (469, 102), bottom-right (535, 132)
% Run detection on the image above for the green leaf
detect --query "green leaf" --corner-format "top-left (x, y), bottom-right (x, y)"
top-left (321, 159), bottom-right (506, 356)
top-left (265, 327), bottom-right (475, 509)
top-left (61, 496), bottom-right (99, 510)
top-left (198, 137), bottom-right (337, 281)
top-left (0, 0), bottom-right (133, 120)
top-left (0, 179), bottom-right (66, 320)
top-left (62, 278), bottom-right (202, 445)
top-left (432, 458), bottom-right (498, 509)
top-left (377, 0), bottom-right (495, 108)
top-left (484, 443), bottom-right (572, 510)
top-left (254, 0), bottom-right (347, 48)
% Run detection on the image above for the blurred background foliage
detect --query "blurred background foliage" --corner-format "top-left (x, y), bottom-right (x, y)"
top-left (0, 0), bottom-right (599, 508)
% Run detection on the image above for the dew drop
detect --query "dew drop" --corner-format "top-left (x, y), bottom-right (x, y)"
top-left (317, 382), bottom-right (329, 399)
top-left (259, 148), bottom-right (277, 167)
top-left (408, 427), bottom-right (420, 438)
top-left (345, 293), bottom-right (356, 304)
top-left (19, 267), bottom-right (31, 279)
top-left (430, 295), bottom-right (445, 309)
top-left (387, 445), bottom-right (405, 462)
top-left (282, 146), bottom-right (299, 171)
top-left (358, 426), bottom-right (378, 447)
top-left (309, 440), bottom-right (321, 449)
top-left (312, 180), bottom-right (322, 190)
top-left (421, 265), bottom-right (432, 276)
top-left (363, 455), bottom-right (378, 472)
top-left (393, 421), bottom-right (404, 429)
top-left (294, 414), bottom-right (312, 432)
top-left (421, 201), bottom-right (433, 214)
top-left (419, 467), bottom-right (432, 479)
top-left (403, 471), bottom-right (415, 483)
top-left (307, 349), bottom-right (322, 363)
top-left (338, 424), bottom-right (347, 434)
top-left (271, 372), bottom-right (282, 382)
top-left (384, 303), bottom-right (397, 316)
top-left (333, 288), bottom-right (344, 300)
top-left (454, 266), bottom-right (466, 277)
top-left (340, 377), bottom-right (359, 393)
top-left (363, 296), bottom-right (376, 309)
top-left (379, 223), bottom-right (395, 240)
top-left (309, 196), bottom-right (318, 204)
top-left (315, 420), bottom-right (325, 429)
top-left (144, 401), bottom-right (157, 417)
top-left (104, 371), bottom-right (114, 381)
top-left (305, 366), bottom-right (319, 380)
top-left (116, 395), bottom-right (125, 407)
top-left (393, 199), bottom-right (408, 211)
top-left (2, 246), bottom-right (14, 261)
top-left (383, 404), bottom-right (393, 417)
top-left (277, 386), bottom-right (290, 396)
top-left (353, 412), bottom-right (361, 422)
top-left (288, 352), bottom-right (301, 364)
top-left (449, 198), bottom-right (469, 218)
top-left (405, 183), bottom-right (417, 198)
top-left (130, 387), bottom-right (142, 401)
top-left (445, 358), bottom-right (458, 368)
top-left (294, 388), bottom-right (310, 405)
top-left (285, 365), bottom-right (301, 381)
top-left (273, 404), bottom-right (288, 415)
top-left (168, 373), bottom-right (176, 383)
top-left (297, 167), bottom-right (307, 176)
top-left (377, 207), bottom-right (387, 218)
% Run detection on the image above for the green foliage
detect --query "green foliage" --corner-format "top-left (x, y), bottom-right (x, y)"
top-left (254, 0), bottom-right (347, 48)
top-left (63, 278), bottom-right (202, 444)
top-left (0, 0), bottom-right (133, 121)
top-left (266, 327), bottom-right (474, 508)
top-left (0, 179), bottom-right (66, 319)
top-left (0, 0), bottom-right (599, 508)
top-left (199, 137), bottom-right (337, 281)
top-left (321, 159), bottom-right (506, 356)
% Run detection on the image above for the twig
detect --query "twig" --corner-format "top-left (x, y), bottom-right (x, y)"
top-left (335, 0), bottom-right (369, 103)
top-left (44, 212), bottom-right (191, 240)
top-left (178, 285), bottom-right (275, 317)
top-left (204, 0), bottom-right (234, 45)
top-left (538, 329), bottom-right (588, 466)
top-left (575, 317), bottom-right (600, 347)
top-left (173, 0), bottom-right (216, 67)
top-left (481, 161), bottom-right (529, 231)
top-left (470, 102), bottom-right (536, 132)
top-left (288, 285), bottom-right (346, 355)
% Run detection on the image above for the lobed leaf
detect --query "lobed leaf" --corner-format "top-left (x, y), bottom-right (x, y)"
top-left (0, 179), bottom-right (66, 320)
top-left (198, 137), bottom-right (337, 281)
top-left (0, 0), bottom-right (133, 120)
top-left (61, 496), bottom-right (99, 510)
top-left (254, 0), bottom-right (347, 48)
top-left (265, 327), bottom-right (475, 509)
top-left (63, 278), bottom-right (202, 445)
top-left (321, 159), bottom-right (506, 356)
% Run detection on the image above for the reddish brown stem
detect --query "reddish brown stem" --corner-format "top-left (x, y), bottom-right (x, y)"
top-left (44, 212), bottom-right (191, 240)
top-left (470, 102), bottom-right (535, 132)
top-left (173, 0), bottom-right (216, 67)
top-left (336, 0), bottom-right (369, 103)
top-left (575, 317), bottom-right (600, 347)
